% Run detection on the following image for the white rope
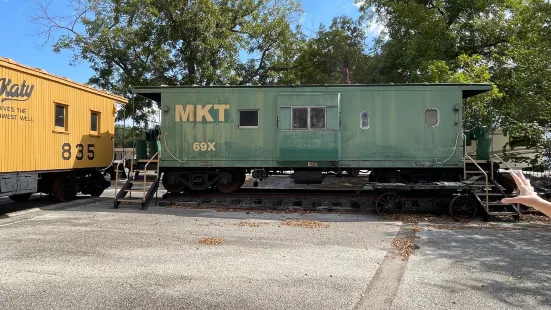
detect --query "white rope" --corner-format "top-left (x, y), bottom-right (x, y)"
top-left (435, 131), bottom-right (460, 164)
top-left (163, 132), bottom-right (187, 163)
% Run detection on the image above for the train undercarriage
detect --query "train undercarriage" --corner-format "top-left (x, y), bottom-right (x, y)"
top-left (2, 169), bottom-right (111, 203)
top-left (159, 165), bottom-right (501, 194)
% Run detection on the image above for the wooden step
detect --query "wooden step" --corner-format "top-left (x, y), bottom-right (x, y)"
top-left (117, 198), bottom-right (143, 203)
top-left (488, 211), bottom-right (519, 216)
top-left (134, 169), bottom-right (157, 173)
top-left (466, 171), bottom-right (490, 174)
top-left (137, 159), bottom-right (159, 163)
top-left (486, 202), bottom-right (509, 206)
top-left (129, 181), bottom-right (157, 184)
top-left (124, 189), bottom-right (150, 192)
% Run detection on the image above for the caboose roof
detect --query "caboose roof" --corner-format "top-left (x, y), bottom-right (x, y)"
top-left (0, 57), bottom-right (128, 104)
top-left (132, 83), bottom-right (493, 103)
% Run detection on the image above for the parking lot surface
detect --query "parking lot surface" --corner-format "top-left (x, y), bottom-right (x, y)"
top-left (0, 201), bottom-right (400, 310)
top-left (1, 199), bottom-right (550, 310)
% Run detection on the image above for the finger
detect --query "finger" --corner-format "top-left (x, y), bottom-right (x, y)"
top-left (518, 171), bottom-right (529, 186)
top-left (509, 170), bottom-right (523, 187)
top-left (501, 197), bottom-right (521, 204)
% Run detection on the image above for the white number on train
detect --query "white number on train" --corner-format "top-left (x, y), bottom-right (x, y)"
top-left (193, 141), bottom-right (216, 151)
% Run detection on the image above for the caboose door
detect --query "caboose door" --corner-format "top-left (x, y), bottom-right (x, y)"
top-left (276, 93), bottom-right (341, 163)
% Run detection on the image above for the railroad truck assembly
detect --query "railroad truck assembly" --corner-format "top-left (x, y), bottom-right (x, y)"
top-left (0, 57), bottom-right (128, 202)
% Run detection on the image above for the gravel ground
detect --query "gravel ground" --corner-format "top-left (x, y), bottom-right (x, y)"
top-left (0, 202), bottom-right (400, 310)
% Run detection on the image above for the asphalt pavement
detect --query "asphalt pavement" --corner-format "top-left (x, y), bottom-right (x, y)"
top-left (0, 201), bottom-right (400, 310)
top-left (1, 198), bottom-right (550, 310)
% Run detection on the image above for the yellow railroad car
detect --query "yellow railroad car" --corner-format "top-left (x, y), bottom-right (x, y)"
top-left (0, 57), bottom-right (128, 202)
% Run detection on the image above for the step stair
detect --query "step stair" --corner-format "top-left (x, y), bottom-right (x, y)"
top-left (470, 179), bottom-right (521, 222)
top-left (464, 155), bottom-right (520, 221)
top-left (114, 154), bottom-right (160, 210)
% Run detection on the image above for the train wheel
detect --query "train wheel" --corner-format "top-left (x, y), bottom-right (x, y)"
top-left (162, 172), bottom-right (186, 193)
top-left (375, 193), bottom-right (404, 215)
top-left (217, 169), bottom-right (243, 194)
top-left (89, 187), bottom-right (105, 197)
top-left (8, 193), bottom-right (32, 203)
top-left (52, 176), bottom-right (77, 202)
top-left (449, 195), bottom-right (478, 222)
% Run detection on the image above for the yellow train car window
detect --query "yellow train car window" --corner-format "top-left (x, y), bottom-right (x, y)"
top-left (90, 111), bottom-right (100, 134)
top-left (55, 103), bottom-right (68, 131)
top-left (91, 112), bottom-right (98, 131)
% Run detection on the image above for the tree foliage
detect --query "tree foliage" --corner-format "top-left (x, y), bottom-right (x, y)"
top-left (290, 16), bottom-right (372, 84)
top-left (356, 0), bottom-right (551, 165)
top-left (32, 0), bottom-right (304, 122)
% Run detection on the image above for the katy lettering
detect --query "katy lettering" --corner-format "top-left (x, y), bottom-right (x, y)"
top-left (175, 104), bottom-right (230, 122)
top-left (0, 78), bottom-right (35, 103)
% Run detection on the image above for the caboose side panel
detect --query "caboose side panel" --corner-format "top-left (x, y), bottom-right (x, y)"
top-left (161, 89), bottom-right (277, 167)
top-left (339, 87), bottom-right (463, 168)
top-left (1, 57), bottom-right (127, 201)
top-left (0, 58), bottom-right (124, 174)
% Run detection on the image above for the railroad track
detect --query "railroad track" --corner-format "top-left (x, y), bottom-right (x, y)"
top-left (159, 187), bottom-right (450, 215)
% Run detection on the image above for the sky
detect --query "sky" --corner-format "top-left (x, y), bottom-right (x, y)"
top-left (0, 0), bottom-right (370, 85)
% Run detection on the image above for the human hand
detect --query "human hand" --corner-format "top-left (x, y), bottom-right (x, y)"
top-left (501, 170), bottom-right (541, 206)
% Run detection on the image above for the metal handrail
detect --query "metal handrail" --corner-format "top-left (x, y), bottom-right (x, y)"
top-left (465, 153), bottom-right (489, 212)
top-left (142, 152), bottom-right (159, 201)
top-left (462, 134), bottom-right (467, 180)
top-left (492, 153), bottom-right (521, 213)
top-left (493, 153), bottom-right (514, 171)
top-left (114, 151), bottom-right (134, 199)
top-left (490, 131), bottom-right (494, 179)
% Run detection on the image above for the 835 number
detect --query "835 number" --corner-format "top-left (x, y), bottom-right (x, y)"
top-left (62, 143), bottom-right (95, 160)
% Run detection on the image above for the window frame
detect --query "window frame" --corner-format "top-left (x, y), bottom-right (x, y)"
top-left (54, 102), bottom-right (69, 133)
top-left (287, 106), bottom-right (327, 131)
top-left (424, 108), bottom-right (440, 127)
top-left (291, 106), bottom-right (309, 130)
top-left (90, 110), bottom-right (100, 135)
top-left (309, 106), bottom-right (327, 131)
top-left (360, 111), bottom-right (369, 130)
top-left (238, 109), bottom-right (260, 129)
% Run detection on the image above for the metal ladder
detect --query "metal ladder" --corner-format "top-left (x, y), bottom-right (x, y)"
top-left (113, 152), bottom-right (160, 210)
top-left (464, 153), bottom-right (521, 221)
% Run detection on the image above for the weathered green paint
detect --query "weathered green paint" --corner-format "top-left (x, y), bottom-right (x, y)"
top-left (133, 84), bottom-right (492, 169)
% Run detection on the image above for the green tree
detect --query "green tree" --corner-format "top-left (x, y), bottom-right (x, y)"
top-left (32, 0), bottom-right (304, 123)
top-left (290, 16), bottom-right (372, 85)
top-left (114, 124), bottom-right (141, 148)
top-left (356, 0), bottom-right (551, 166)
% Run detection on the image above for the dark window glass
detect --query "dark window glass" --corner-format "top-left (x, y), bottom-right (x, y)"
top-left (91, 113), bottom-right (98, 131)
top-left (55, 105), bottom-right (65, 128)
top-left (239, 110), bottom-right (258, 127)
top-left (292, 108), bottom-right (308, 129)
top-left (360, 111), bottom-right (369, 129)
top-left (310, 107), bottom-right (326, 129)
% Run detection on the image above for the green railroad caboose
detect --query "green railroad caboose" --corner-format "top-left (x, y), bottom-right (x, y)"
top-left (133, 83), bottom-right (492, 193)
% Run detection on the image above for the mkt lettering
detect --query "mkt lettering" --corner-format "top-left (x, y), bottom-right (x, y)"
top-left (175, 104), bottom-right (230, 122)
top-left (0, 77), bottom-right (35, 103)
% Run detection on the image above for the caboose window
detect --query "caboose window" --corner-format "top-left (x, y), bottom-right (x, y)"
top-left (360, 111), bottom-right (369, 129)
top-left (55, 104), bottom-right (66, 129)
top-left (425, 108), bottom-right (439, 127)
top-left (292, 107), bottom-right (308, 130)
top-left (239, 110), bottom-right (259, 128)
top-left (90, 112), bottom-right (99, 132)
top-left (310, 107), bottom-right (326, 130)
